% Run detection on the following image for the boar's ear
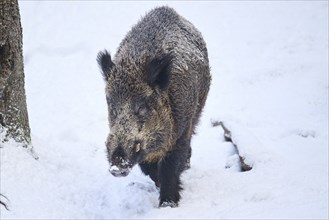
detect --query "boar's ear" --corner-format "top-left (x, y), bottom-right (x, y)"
top-left (97, 50), bottom-right (114, 81)
top-left (146, 53), bottom-right (173, 91)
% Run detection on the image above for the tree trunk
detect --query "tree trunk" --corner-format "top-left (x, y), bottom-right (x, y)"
top-left (0, 0), bottom-right (31, 145)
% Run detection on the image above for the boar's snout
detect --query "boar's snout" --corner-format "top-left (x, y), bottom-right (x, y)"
top-left (109, 155), bottom-right (133, 177)
top-left (108, 145), bottom-right (135, 177)
top-left (109, 164), bottom-right (131, 177)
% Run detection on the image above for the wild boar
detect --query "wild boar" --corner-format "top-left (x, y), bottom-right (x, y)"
top-left (97, 6), bottom-right (211, 207)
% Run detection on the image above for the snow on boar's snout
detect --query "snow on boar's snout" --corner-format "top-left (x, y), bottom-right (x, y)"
top-left (107, 137), bottom-right (144, 177)
top-left (97, 6), bottom-right (211, 207)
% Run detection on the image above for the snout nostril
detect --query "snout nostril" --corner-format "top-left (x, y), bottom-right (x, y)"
top-left (109, 167), bottom-right (130, 177)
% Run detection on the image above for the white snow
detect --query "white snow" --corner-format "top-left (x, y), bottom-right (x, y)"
top-left (109, 165), bottom-right (120, 173)
top-left (1, 1), bottom-right (328, 219)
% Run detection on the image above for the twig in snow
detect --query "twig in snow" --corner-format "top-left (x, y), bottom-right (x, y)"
top-left (212, 121), bottom-right (252, 172)
top-left (22, 144), bottom-right (39, 160)
top-left (0, 194), bottom-right (10, 211)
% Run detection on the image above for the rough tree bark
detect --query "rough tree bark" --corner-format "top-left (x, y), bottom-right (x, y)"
top-left (0, 0), bottom-right (31, 145)
top-left (0, 0), bottom-right (34, 210)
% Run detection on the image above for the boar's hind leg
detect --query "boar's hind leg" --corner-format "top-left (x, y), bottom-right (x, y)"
top-left (185, 146), bottom-right (191, 170)
top-left (139, 162), bottom-right (160, 187)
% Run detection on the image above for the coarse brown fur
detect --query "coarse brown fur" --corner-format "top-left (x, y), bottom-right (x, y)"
top-left (97, 6), bottom-right (211, 207)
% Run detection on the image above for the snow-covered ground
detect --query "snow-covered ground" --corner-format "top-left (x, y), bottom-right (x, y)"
top-left (1, 1), bottom-right (328, 219)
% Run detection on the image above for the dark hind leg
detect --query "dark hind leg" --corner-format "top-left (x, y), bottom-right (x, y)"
top-left (184, 140), bottom-right (192, 170)
top-left (139, 161), bottom-right (160, 187)
top-left (184, 124), bottom-right (193, 170)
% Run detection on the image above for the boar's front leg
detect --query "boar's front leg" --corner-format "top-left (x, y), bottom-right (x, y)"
top-left (139, 161), bottom-right (160, 187)
top-left (158, 142), bottom-right (189, 207)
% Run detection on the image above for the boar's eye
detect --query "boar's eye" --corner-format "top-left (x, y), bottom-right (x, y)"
top-left (134, 104), bottom-right (148, 117)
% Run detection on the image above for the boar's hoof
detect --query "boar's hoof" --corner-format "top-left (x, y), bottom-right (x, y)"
top-left (159, 200), bottom-right (178, 208)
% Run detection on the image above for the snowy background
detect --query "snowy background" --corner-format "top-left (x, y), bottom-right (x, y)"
top-left (1, 1), bottom-right (328, 219)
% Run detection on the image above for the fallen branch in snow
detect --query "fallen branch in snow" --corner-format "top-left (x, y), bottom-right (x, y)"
top-left (0, 194), bottom-right (10, 211)
top-left (212, 121), bottom-right (252, 172)
top-left (22, 144), bottom-right (39, 160)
